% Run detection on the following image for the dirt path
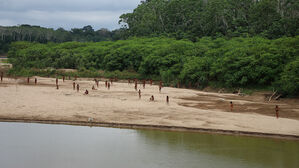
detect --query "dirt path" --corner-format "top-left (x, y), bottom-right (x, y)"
top-left (0, 77), bottom-right (299, 138)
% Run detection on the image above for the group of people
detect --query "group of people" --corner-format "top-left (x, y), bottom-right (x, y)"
top-left (0, 72), bottom-right (282, 118)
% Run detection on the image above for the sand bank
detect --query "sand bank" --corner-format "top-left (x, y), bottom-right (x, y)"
top-left (1, 77), bottom-right (299, 139)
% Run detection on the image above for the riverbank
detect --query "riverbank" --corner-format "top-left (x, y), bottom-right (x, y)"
top-left (1, 77), bottom-right (299, 140)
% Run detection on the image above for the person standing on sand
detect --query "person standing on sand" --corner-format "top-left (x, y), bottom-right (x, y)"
top-left (56, 78), bottom-right (58, 86)
top-left (166, 96), bottom-right (169, 104)
top-left (27, 77), bottom-right (30, 84)
top-left (230, 101), bottom-right (233, 112)
top-left (138, 89), bottom-right (141, 99)
top-left (275, 105), bottom-right (279, 119)
top-left (1, 72), bottom-right (3, 82)
top-left (135, 83), bottom-right (137, 91)
top-left (159, 85), bottom-right (162, 93)
top-left (150, 79), bottom-right (153, 85)
top-left (35, 78), bottom-right (37, 85)
top-left (63, 76), bottom-right (65, 82)
top-left (143, 80), bottom-right (146, 89)
top-left (77, 84), bottom-right (80, 92)
top-left (105, 81), bottom-right (108, 88)
top-left (73, 82), bottom-right (76, 90)
top-left (108, 82), bottom-right (111, 90)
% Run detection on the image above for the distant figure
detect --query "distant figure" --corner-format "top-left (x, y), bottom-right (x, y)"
top-left (110, 78), bottom-right (113, 85)
top-left (77, 84), bottom-right (80, 92)
top-left (96, 81), bottom-right (99, 88)
top-left (84, 89), bottom-right (89, 95)
top-left (73, 82), bottom-right (76, 90)
top-left (105, 81), bottom-right (108, 88)
top-left (230, 101), bottom-right (233, 112)
top-left (56, 78), bottom-right (58, 85)
top-left (138, 89), bottom-right (141, 99)
top-left (150, 79), bottom-right (153, 85)
top-left (275, 105), bottom-right (279, 119)
top-left (159, 85), bottom-right (162, 93)
top-left (143, 80), bottom-right (146, 89)
top-left (108, 82), bottom-right (110, 90)
top-left (92, 85), bottom-right (96, 90)
top-left (166, 96), bottom-right (169, 104)
top-left (35, 78), bottom-right (37, 85)
top-left (0, 75), bottom-right (2, 82)
top-left (135, 83), bottom-right (137, 91)
top-left (63, 76), bottom-right (65, 82)
top-left (150, 95), bottom-right (155, 101)
top-left (56, 85), bottom-right (59, 90)
top-left (27, 77), bottom-right (30, 84)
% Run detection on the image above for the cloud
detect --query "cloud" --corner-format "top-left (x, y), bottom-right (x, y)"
top-left (0, 0), bottom-right (141, 30)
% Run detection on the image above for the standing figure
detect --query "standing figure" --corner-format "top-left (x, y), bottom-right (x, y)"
top-left (110, 78), bottom-right (113, 85)
top-left (143, 80), bottom-right (146, 89)
top-left (35, 78), bottom-right (37, 85)
top-left (96, 80), bottom-right (99, 88)
top-left (56, 78), bottom-right (58, 86)
top-left (230, 101), bottom-right (233, 112)
top-left (159, 85), bottom-right (162, 93)
top-left (73, 82), bottom-right (76, 90)
top-left (63, 76), bottom-right (65, 82)
top-left (105, 81), bottom-right (108, 88)
top-left (166, 96), bottom-right (169, 104)
top-left (77, 84), bottom-right (80, 92)
top-left (138, 89), bottom-right (141, 99)
top-left (275, 105), bottom-right (279, 119)
top-left (108, 82), bottom-right (110, 90)
top-left (27, 77), bottom-right (30, 84)
top-left (0, 72), bottom-right (3, 82)
top-left (150, 79), bottom-right (153, 86)
top-left (135, 83), bottom-right (137, 91)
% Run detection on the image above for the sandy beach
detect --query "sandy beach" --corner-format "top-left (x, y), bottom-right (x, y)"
top-left (1, 77), bottom-right (299, 139)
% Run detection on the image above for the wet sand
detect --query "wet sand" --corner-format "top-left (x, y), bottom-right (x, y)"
top-left (0, 77), bottom-right (299, 139)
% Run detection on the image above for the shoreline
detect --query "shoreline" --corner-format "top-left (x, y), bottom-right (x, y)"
top-left (1, 118), bottom-right (299, 141)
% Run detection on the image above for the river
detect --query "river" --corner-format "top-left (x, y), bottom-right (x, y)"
top-left (0, 122), bottom-right (298, 168)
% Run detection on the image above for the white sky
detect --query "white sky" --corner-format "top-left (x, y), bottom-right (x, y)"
top-left (0, 0), bottom-right (141, 30)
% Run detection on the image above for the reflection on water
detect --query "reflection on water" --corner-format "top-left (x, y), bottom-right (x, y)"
top-left (0, 122), bottom-right (298, 168)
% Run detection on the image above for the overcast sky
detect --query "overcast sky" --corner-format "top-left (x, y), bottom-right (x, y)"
top-left (0, 0), bottom-right (141, 30)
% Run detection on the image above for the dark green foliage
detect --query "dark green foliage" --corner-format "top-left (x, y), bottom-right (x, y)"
top-left (8, 36), bottom-right (299, 96)
top-left (120, 0), bottom-right (299, 39)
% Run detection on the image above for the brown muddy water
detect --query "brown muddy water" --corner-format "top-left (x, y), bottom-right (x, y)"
top-left (0, 122), bottom-right (298, 168)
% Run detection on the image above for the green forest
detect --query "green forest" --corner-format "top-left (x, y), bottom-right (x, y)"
top-left (2, 0), bottom-right (299, 96)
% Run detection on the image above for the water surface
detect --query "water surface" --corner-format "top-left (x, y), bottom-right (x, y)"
top-left (0, 122), bottom-right (298, 168)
